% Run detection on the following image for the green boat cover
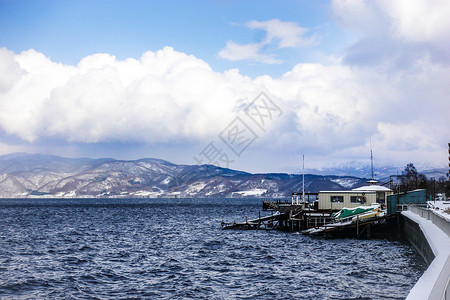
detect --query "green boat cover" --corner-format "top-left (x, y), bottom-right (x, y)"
top-left (333, 206), bottom-right (377, 220)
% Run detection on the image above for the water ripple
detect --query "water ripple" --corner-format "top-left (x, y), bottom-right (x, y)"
top-left (0, 198), bottom-right (426, 299)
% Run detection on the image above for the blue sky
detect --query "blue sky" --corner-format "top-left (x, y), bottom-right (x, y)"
top-left (0, 0), bottom-right (348, 77)
top-left (0, 0), bottom-right (449, 174)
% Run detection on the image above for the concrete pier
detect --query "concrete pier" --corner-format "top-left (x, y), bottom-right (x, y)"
top-left (402, 206), bottom-right (450, 300)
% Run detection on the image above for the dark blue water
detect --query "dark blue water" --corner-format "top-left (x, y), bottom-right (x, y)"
top-left (0, 198), bottom-right (426, 299)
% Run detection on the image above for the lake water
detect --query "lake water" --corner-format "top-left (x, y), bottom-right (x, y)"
top-left (0, 198), bottom-right (426, 299)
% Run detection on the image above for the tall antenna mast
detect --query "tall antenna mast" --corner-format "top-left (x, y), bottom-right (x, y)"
top-left (370, 138), bottom-right (374, 180)
top-left (302, 154), bottom-right (305, 202)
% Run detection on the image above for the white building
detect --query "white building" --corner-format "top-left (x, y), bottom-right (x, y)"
top-left (318, 182), bottom-right (393, 211)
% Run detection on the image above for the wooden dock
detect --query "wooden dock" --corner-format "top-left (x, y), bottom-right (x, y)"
top-left (221, 212), bottom-right (289, 230)
top-left (302, 214), bottom-right (397, 238)
top-left (222, 199), bottom-right (399, 239)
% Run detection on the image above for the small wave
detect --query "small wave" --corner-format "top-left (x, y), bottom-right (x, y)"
top-left (0, 199), bottom-right (425, 299)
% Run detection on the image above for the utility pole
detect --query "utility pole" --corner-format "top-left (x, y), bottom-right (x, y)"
top-left (370, 138), bottom-right (374, 180)
top-left (302, 154), bottom-right (305, 203)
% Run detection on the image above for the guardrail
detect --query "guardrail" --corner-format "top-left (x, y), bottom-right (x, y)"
top-left (408, 205), bottom-right (450, 238)
top-left (405, 205), bottom-right (450, 300)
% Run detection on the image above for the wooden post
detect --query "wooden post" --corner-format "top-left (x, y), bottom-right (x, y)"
top-left (356, 216), bottom-right (360, 237)
top-left (289, 210), bottom-right (293, 231)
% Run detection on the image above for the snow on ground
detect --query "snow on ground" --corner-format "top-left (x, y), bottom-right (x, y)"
top-left (330, 178), bottom-right (358, 188)
top-left (161, 176), bottom-right (172, 184)
top-left (65, 190), bottom-right (77, 197)
top-left (427, 201), bottom-right (450, 222)
top-left (132, 190), bottom-right (161, 197)
top-left (185, 182), bottom-right (207, 193)
top-left (232, 189), bottom-right (267, 197)
top-left (402, 210), bottom-right (450, 300)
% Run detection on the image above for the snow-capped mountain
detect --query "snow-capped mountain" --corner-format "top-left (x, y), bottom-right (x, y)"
top-left (0, 153), bottom-right (370, 198)
top-left (305, 161), bottom-right (399, 179)
top-left (420, 168), bottom-right (448, 180)
top-left (305, 160), bottom-right (447, 181)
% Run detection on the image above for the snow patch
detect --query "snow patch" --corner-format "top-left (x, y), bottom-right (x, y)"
top-left (330, 178), bottom-right (358, 188)
top-left (232, 189), bottom-right (267, 197)
top-left (185, 182), bottom-right (207, 193)
top-left (162, 177), bottom-right (172, 184)
top-left (65, 190), bottom-right (77, 197)
top-left (427, 201), bottom-right (450, 222)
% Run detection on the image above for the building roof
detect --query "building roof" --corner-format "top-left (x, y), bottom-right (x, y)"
top-left (319, 190), bottom-right (377, 194)
top-left (352, 185), bottom-right (392, 192)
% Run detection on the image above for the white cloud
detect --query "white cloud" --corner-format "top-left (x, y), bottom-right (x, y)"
top-left (380, 0), bottom-right (450, 44)
top-left (0, 47), bottom-right (259, 144)
top-left (218, 19), bottom-right (316, 64)
top-left (0, 48), bottom-right (25, 93)
top-left (248, 19), bottom-right (316, 48)
top-left (217, 41), bottom-right (281, 64)
top-left (2, 0), bottom-right (450, 174)
top-left (327, 0), bottom-right (450, 166)
top-left (332, 0), bottom-right (450, 66)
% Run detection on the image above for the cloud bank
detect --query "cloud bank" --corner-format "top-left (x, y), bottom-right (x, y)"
top-left (333, 0), bottom-right (450, 66)
top-left (0, 47), bottom-right (259, 144)
top-left (0, 0), bottom-right (449, 169)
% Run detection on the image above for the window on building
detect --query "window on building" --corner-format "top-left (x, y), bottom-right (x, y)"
top-left (331, 196), bottom-right (344, 203)
top-left (350, 196), bottom-right (364, 203)
top-left (376, 192), bottom-right (385, 203)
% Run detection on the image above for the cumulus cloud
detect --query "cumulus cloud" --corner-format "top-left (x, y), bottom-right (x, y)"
top-left (328, 0), bottom-right (450, 166)
top-left (1, 43), bottom-right (448, 169)
top-left (381, 0), bottom-right (450, 44)
top-left (0, 47), bottom-right (260, 144)
top-left (2, 0), bottom-right (450, 170)
top-left (218, 19), bottom-right (316, 63)
top-left (0, 48), bottom-right (25, 93)
top-left (0, 47), bottom-right (373, 153)
top-left (332, 0), bottom-right (450, 66)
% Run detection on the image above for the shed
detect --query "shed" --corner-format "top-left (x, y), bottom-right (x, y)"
top-left (318, 184), bottom-right (393, 211)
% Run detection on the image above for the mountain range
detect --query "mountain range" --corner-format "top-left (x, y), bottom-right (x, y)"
top-left (306, 161), bottom-right (447, 180)
top-left (0, 153), bottom-right (445, 198)
top-left (0, 153), bottom-right (372, 198)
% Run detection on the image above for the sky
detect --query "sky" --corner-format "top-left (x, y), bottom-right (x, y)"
top-left (0, 0), bottom-right (449, 174)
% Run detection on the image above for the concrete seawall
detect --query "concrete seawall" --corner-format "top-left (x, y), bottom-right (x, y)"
top-left (402, 212), bottom-right (435, 264)
top-left (409, 205), bottom-right (450, 237)
top-left (402, 207), bottom-right (450, 300)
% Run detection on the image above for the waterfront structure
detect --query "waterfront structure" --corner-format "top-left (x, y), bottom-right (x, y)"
top-left (317, 181), bottom-right (393, 211)
top-left (317, 145), bottom-right (393, 211)
top-left (387, 189), bottom-right (427, 215)
top-left (223, 181), bottom-right (449, 299)
top-left (401, 204), bottom-right (450, 300)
